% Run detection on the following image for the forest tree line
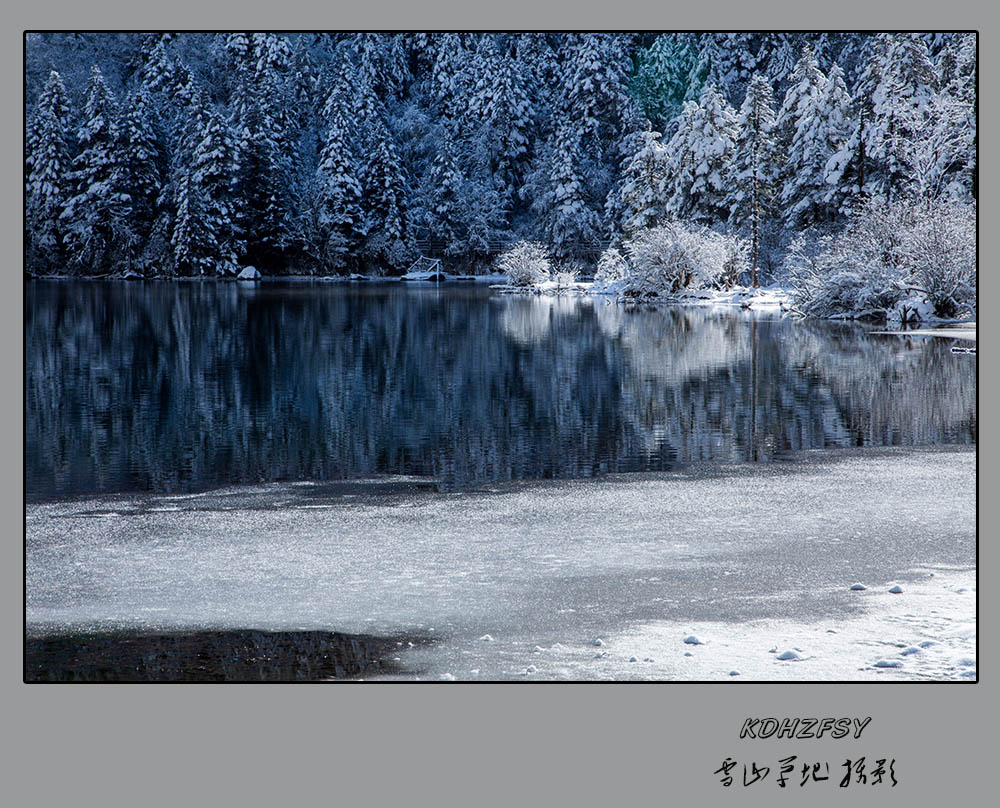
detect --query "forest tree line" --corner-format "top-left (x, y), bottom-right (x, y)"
top-left (24, 32), bottom-right (976, 281)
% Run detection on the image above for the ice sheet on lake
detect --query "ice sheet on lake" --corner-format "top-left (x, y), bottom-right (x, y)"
top-left (26, 446), bottom-right (975, 681)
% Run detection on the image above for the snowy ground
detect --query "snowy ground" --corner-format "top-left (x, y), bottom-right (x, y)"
top-left (497, 280), bottom-right (794, 311)
top-left (439, 568), bottom-right (975, 681)
top-left (877, 322), bottom-right (977, 342)
top-left (25, 446), bottom-right (975, 681)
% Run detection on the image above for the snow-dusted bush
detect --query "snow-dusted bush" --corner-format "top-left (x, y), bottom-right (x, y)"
top-left (897, 201), bottom-right (976, 319)
top-left (787, 198), bottom-right (976, 321)
top-left (592, 248), bottom-right (628, 294)
top-left (553, 262), bottom-right (580, 290)
top-left (496, 241), bottom-right (552, 287)
top-left (622, 223), bottom-right (749, 298)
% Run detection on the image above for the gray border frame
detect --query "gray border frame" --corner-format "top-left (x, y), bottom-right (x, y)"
top-left (9, 5), bottom-right (989, 805)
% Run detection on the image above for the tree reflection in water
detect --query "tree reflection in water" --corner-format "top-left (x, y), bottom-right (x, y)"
top-left (25, 281), bottom-right (976, 501)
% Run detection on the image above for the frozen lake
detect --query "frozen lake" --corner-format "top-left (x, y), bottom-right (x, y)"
top-left (26, 447), bottom-right (975, 680)
top-left (24, 282), bottom-right (976, 679)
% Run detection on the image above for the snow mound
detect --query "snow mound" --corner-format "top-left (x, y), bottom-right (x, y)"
top-left (479, 634), bottom-right (494, 642)
top-left (401, 270), bottom-right (447, 282)
top-left (889, 585), bottom-right (904, 594)
top-left (874, 660), bottom-right (903, 668)
top-left (850, 583), bottom-right (867, 591)
top-left (900, 647), bottom-right (922, 656)
top-left (887, 294), bottom-right (936, 325)
top-left (776, 650), bottom-right (802, 661)
top-left (683, 635), bottom-right (705, 645)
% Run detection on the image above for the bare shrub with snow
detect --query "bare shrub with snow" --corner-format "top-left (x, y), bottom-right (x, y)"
top-left (622, 223), bottom-right (749, 298)
top-left (592, 248), bottom-right (628, 294)
top-left (553, 262), bottom-right (580, 290)
top-left (787, 198), bottom-right (975, 321)
top-left (897, 202), bottom-right (976, 319)
top-left (495, 241), bottom-right (552, 287)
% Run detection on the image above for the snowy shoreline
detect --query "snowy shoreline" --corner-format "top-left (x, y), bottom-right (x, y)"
top-left (26, 274), bottom-right (977, 333)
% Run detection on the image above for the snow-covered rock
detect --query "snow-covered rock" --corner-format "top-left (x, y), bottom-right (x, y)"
top-left (776, 650), bottom-right (802, 661)
top-left (479, 634), bottom-right (494, 642)
top-left (683, 635), bottom-right (705, 645)
top-left (889, 585), bottom-right (904, 594)
top-left (237, 266), bottom-right (261, 281)
top-left (873, 660), bottom-right (903, 668)
top-left (888, 294), bottom-right (935, 325)
top-left (850, 583), bottom-right (867, 591)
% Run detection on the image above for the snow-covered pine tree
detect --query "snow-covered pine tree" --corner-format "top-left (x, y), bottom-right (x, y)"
top-left (250, 32), bottom-right (293, 78)
top-left (611, 129), bottom-right (669, 236)
top-left (359, 111), bottom-right (409, 270)
top-left (315, 99), bottom-right (364, 270)
top-left (662, 85), bottom-right (737, 224)
top-left (190, 92), bottom-right (238, 273)
top-left (603, 102), bottom-right (656, 239)
top-left (526, 120), bottom-right (602, 259)
top-left (467, 38), bottom-right (534, 210)
top-left (781, 62), bottom-right (852, 228)
top-left (118, 86), bottom-right (162, 248)
top-left (726, 73), bottom-right (779, 284)
top-left (513, 34), bottom-right (560, 134)
top-left (423, 128), bottom-right (465, 255)
top-left (693, 33), bottom-right (756, 106)
top-left (935, 33), bottom-right (976, 199)
top-left (231, 47), bottom-right (294, 267)
top-left (631, 34), bottom-right (700, 131)
top-left (353, 33), bottom-right (410, 102)
top-left (60, 66), bottom-right (133, 273)
top-left (289, 37), bottom-right (320, 131)
top-left (774, 44), bottom-right (825, 155)
top-left (26, 70), bottom-right (73, 270)
top-left (560, 33), bottom-right (631, 166)
top-left (757, 33), bottom-right (801, 91)
top-left (430, 33), bottom-right (472, 124)
top-left (170, 165), bottom-right (213, 275)
top-left (868, 34), bottom-right (938, 202)
top-left (140, 36), bottom-right (180, 96)
top-left (823, 35), bottom-right (888, 215)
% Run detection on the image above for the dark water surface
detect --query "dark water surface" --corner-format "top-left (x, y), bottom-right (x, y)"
top-left (25, 280), bottom-right (976, 502)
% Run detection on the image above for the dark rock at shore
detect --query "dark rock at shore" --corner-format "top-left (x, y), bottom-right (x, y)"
top-left (24, 628), bottom-right (418, 683)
